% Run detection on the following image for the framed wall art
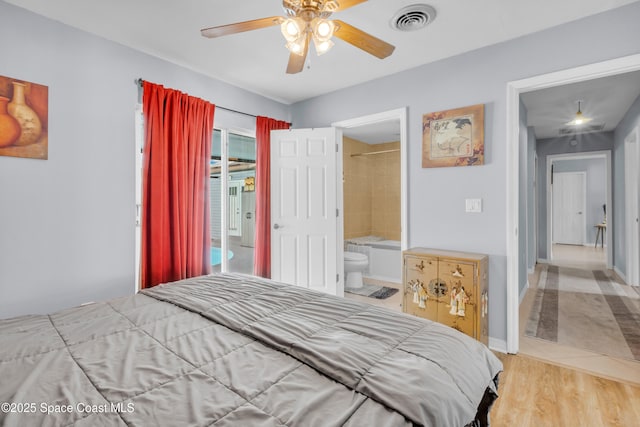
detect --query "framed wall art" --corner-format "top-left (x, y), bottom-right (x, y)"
top-left (0, 75), bottom-right (48, 160)
top-left (422, 103), bottom-right (484, 168)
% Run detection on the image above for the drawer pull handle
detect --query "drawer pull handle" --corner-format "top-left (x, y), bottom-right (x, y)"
top-left (415, 260), bottom-right (425, 271)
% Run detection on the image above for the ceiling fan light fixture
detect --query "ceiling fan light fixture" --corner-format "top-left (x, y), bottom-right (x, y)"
top-left (286, 33), bottom-right (308, 56)
top-left (280, 17), bottom-right (305, 41)
top-left (312, 18), bottom-right (335, 41)
top-left (313, 37), bottom-right (334, 55)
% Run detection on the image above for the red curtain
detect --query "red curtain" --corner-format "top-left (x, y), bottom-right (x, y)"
top-left (141, 81), bottom-right (215, 288)
top-left (254, 116), bottom-right (290, 278)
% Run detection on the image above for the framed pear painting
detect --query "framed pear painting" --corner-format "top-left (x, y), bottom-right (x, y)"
top-left (0, 75), bottom-right (48, 160)
top-left (422, 104), bottom-right (484, 168)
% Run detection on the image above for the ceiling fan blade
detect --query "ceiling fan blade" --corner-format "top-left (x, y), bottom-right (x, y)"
top-left (201, 16), bottom-right (283, 38)
top-left (286, 37), bottom-right (310, 74)
top-left (333, 20), bottom-right (395, 59)
top-left (334, 0), bottom-right (368, 11)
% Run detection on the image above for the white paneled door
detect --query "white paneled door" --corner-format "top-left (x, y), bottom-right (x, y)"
top-left (228, 180), bottom-right (243, 237)
top-left (552, 172), bottom-right (586, 245)
top-left (270, 128), bottom-right (339, 295)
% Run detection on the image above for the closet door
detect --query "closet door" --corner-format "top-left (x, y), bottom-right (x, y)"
top-left (552, 172), bottom-right (586, 245)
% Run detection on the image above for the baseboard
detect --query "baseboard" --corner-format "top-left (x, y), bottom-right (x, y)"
top-left (363, 274), bottom-right (401, 285)
top-left (537, 258), bottom-right (549, 264)
top-left (519, 281), bottom-right (529, 305)
top-left (488, 337), bottom-right (507, 353)
top-left (527, 266), bottom-right (535, 274)
top-left (614, 266), bottom-right (627, 283)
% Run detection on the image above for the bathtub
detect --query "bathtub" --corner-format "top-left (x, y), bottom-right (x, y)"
top-left (346, 237), bottom-right (402, 283)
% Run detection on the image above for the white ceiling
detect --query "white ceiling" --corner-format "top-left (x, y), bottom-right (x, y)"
top-left (521, 70), bottom-right (640, 139)
top-left (5, 0), bottom-right (639, 104)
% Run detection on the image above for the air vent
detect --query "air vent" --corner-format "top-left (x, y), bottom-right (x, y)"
top-left (391, 4), bottom-right (436, 32)
top-left (559, 124), bottom-right (605, 135)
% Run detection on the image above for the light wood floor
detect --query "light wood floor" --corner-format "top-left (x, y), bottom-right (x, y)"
top-left (491, 352), bottom-right (640, 427)
top-left (520, 244), bottom-right (640, 386)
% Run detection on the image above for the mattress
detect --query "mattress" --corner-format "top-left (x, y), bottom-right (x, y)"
top-left (0, 273), bottom-right (502, 426)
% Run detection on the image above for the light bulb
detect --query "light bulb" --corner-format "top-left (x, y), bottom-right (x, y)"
top-left (280, 18), bottom-right (304, 42)
top-left (312, 18), bottom-right (335, 42)
top-left (313, 38), bottom-right (334, 55)
top-left (288, 42), bottom-right (303, 54)
top-left (317, 21), bottom-right (331, 38)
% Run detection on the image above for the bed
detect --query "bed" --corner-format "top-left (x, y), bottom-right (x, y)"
top-left (0, 273), bottom-right (502, 426)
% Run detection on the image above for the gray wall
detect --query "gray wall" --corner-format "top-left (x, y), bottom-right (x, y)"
top-left (536, 132), bottom-right (613, 260)
top-left (613, 93), bottom-right (640, 275)
top-left (291, 3), bottom-right (640, 343)
top-left (553, 158), bottom-right (607, 244)
top-left (0, 2), bottom-right (289, 319)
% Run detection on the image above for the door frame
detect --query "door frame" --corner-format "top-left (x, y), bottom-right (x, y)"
top-left (546, 152), bottom-right (610, 259)
top-left (506, 53), bottom-right (640, 353)
top-left (624, 126), bottom-right (640, 286)
top-left (331, 108), bottom-right (409, 251)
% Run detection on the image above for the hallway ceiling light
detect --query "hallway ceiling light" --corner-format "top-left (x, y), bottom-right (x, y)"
top-left (566, 101), bottom-right (592, 126)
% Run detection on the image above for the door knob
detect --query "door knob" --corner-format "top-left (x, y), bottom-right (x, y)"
top-left (273, 224), bottom-right (281, 230)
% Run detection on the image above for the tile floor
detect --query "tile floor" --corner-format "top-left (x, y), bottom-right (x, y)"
top-left (520, 244), bottom-right (640, 386)
top-left (343, 277), bottom-right (403, 313)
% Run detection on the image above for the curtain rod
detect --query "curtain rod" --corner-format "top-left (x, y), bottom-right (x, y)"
top-left (136, 78), bottom-right (257, 119)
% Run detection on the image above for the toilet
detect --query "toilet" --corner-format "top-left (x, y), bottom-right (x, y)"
top-left (344, 251), bottom-right (369, 289)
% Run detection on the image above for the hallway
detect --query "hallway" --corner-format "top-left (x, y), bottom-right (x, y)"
top-left (519, 244), bottom-right (640, 385)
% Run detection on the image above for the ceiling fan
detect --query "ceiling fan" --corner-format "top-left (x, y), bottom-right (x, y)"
top-left (200, 0), bottom-right (395, 74)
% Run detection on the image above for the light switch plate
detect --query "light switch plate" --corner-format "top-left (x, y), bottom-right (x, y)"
top-left (465, 198), bottom-right (482, 213)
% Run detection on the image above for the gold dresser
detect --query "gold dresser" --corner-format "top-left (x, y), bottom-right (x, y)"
top-left (402, 248), bottom-right (489, 345)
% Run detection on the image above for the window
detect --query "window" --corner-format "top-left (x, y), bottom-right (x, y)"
top-left (210, 129), bottom-right (256, 274)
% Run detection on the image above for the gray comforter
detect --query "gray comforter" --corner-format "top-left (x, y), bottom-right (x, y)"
top-left (0, 273), bottom-right (502, 426)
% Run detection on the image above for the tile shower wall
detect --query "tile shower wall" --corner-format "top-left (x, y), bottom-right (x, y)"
top-left (371, 141), bottom-right (401, 240)
top-left (343, 137), bottom-right (400, 241)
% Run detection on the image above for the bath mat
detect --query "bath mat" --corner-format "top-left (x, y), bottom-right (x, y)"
top-left (345, 283), bottom-right (399, 300)
top-left (524, 265), bottom-right (640, 361)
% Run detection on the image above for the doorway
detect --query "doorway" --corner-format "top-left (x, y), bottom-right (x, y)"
top-left (545, 152), bottom-right (610, 267)
top-left (506, 53), bottom-right (640, 354)
top-left (332, 108), bottom-right (408, 309)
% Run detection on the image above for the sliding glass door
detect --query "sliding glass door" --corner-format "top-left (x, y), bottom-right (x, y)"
top-left (210, 129), bottom-right (256, 274)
